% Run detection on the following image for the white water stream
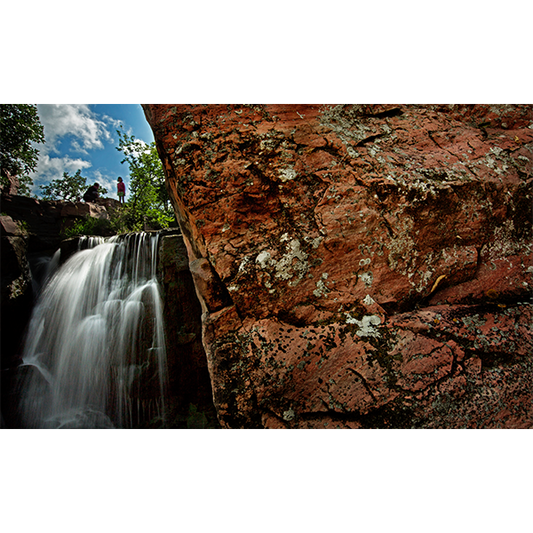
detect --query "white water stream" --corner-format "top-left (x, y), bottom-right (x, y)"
top-left (19, 233), bottom-right (168, 428)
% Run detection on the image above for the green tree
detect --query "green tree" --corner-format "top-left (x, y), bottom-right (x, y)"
top-left (116, 128), bottom-right (175, 231)
top-left (0, 104), bottom-right (45, 195)
top-left (40, 169), bottom-right (89, 201)
top-left (40, 169), bottom-right (108, 201)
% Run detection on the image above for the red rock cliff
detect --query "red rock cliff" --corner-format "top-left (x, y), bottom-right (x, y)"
top-left (143, 104), bottom-right (533, 428)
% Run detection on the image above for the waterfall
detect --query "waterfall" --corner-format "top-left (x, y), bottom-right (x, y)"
top-left (18, 233), bottom-right (169, 429)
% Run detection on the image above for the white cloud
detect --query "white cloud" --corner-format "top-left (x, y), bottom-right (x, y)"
top-left (30, 105), bottom-right (126, 197)
top-left (38, 154), bottom-right (92, 174)
top-left (89, 169), bottom-right (121, 200)
top-left (36, 104), bottom-right (114, 154)
top-left (121, 138), bottom-right (150, 157)
top-left (30, 154), bottom-right (93, 195)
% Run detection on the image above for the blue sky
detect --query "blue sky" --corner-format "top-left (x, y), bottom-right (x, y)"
top-left (31, 105), bottom-right (155, 200)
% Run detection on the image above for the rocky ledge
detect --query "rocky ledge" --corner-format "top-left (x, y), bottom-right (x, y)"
top-left (143, 104), bottom-right (533, 428)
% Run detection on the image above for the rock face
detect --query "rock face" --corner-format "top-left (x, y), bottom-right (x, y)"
top-left (1, 194), bottom-right (120, 251)
top-left (143, 104), bottom-right (533, 428)
top-left (157, 231), bottom-right (216, 426)
top-left (1, 214), bottom-right (33, 371)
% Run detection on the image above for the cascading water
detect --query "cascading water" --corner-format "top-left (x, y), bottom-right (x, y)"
top-left (18, 233), bottom-right (168, 429)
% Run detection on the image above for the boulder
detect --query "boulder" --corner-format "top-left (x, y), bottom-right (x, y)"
top-left (0, 214), bottom-right (21, 236)
top-left (144, 104), bottom-right (532, 428)
top-left (60, 202), bottom-right (90, 217)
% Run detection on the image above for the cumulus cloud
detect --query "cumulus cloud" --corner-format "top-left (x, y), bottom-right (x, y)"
top-left (30, 153), bottom-right (93, 195)
top-left (121, 138), bottom-right (150, 157)
top-left (37, 154), bottom-right (92, 175)
top-left (36, 104), bottom-right (114, 153)
top-left (90, 169), bottom-right (120, 200)
top-left (29, 105), bottom-right (127, 197)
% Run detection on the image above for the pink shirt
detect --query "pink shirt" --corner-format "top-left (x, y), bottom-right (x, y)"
top-left (117, 182), bottom-right (126, 193)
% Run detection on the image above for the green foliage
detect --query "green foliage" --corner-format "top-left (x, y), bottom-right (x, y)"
top-left (164, 402), bottom-right (221, 429)
top-left (41, 169), bottom-right (107, 202)
top-left (0, 104), bottom-right (45, 195)
top-left (186, 403), bottom-right (209, 429)
top-left (41, 170), bottom-right (85, 201)
top-left (107, 204), bottom-right (135, 234)
top-left (116, 127), bottom-right (175, 231)
top-left (62, 216), bottom-right (112, 239)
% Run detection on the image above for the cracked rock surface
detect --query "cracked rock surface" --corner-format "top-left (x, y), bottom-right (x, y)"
top-left (144, 104), bottom-right (533, 428)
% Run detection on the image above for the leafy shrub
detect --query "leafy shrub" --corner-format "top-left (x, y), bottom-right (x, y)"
top-left (62, 216), bottom-right (112, 238)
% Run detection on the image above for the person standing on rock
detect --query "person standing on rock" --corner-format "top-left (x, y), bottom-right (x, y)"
top-left (117, 177), bottom-right (126, 204)
top-left (83, 183), bottom-right (100, 203)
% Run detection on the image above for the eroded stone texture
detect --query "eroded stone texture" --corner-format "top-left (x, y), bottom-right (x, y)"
top-left (143, 104), bottom-right (533, 428)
